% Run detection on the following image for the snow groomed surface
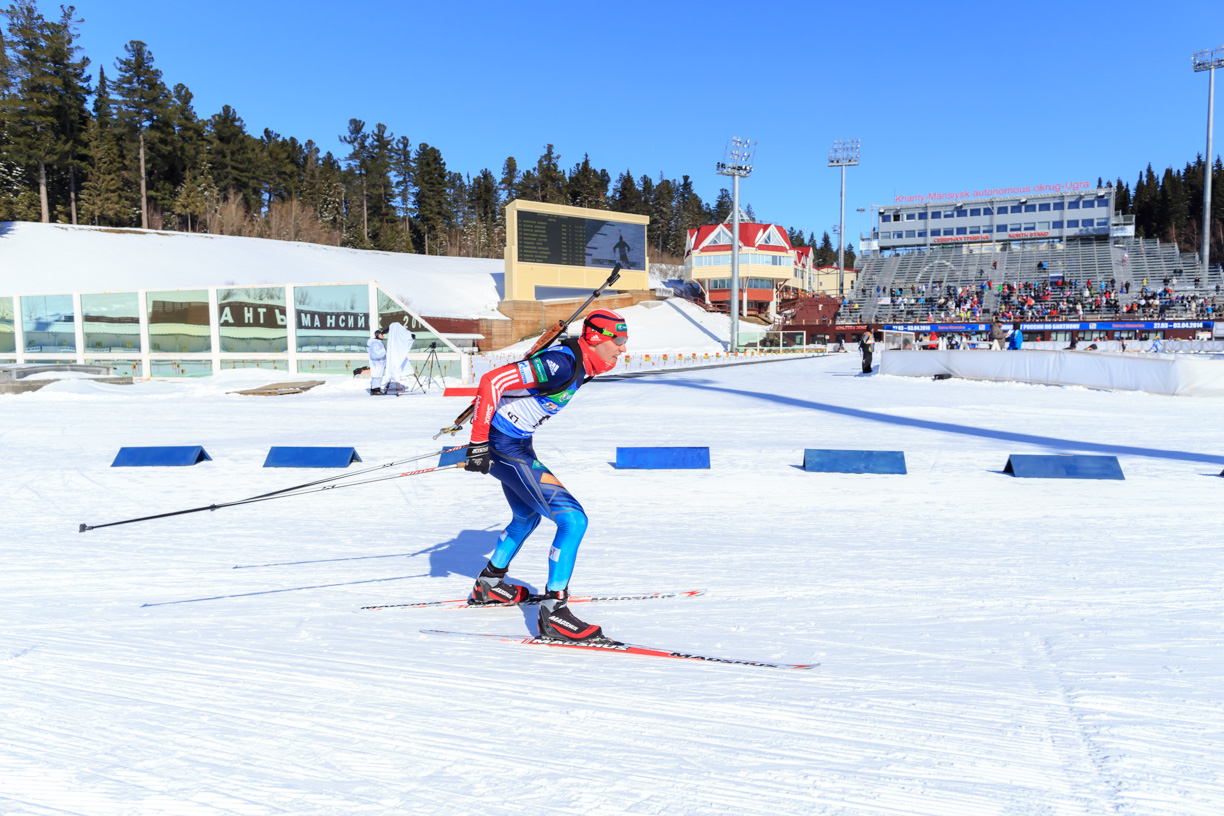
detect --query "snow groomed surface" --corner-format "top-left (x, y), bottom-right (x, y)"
top-left (3, 357), bottom-right (1223, 815)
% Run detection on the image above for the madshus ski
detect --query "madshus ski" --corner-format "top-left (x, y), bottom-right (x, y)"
top-left (422, 629), bottom-right (819, 671)
top-left (359, 589), bottom-right (705, 612)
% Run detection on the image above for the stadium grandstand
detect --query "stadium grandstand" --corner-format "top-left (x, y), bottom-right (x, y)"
top-left (843, 187), bottom-right (1223, 341)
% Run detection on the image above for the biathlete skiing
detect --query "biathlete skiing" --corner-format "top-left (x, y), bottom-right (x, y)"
top-left (462, 308), bottom-right (628, 644)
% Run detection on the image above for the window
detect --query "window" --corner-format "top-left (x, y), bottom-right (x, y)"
top-left (21, 294), bottom-right (75, 353)
top-left (931, 211), bottom-right (942, 219)
top-left (996, 225), bottom-right (1009, 233)
top-left (0, 297), bottom-right (13, 354)
top-left (956, 209), bottom-right (968, 218)
top-left (1052, 220), bottom-right (1064, 229)
top-left (918, 212), bottom-right (927, 220)
top-left (1053, 202), bottom-right (1063, 210)
top-left (1038, 222), bottom-right (1050, 230)
top-left (1038, 203), bottom-right (1051, 212)
top-left (218, 287), bottom-right (286, 353)
top-left (1081, 200), bottom-right (1094, 209)
top-left (295, 283), bottom-right (370, 353)
top-left (905, 230), bottom-right (916, 238)
top-left (1024, 204), bottom-right (1036, 213)
top-left (943, 211), bottom-right (954, 218)
top-left (969, 208), bottom-right (981, 216)
top-left (1067, 200), bottom-right (1080, 209)
top-left (917, 230), bottom-right (926, 238)
top-left (378, 289), bottom-right (441, 351)
top-left (83, 292), bottom-right (141, 352)
top-left (1098, 218), bottom-right (1110, 227)
top-left (981, 207), bottom-right (993, 215)
top-left (956, 227), bottom-right (968, 235)
top-left (943, 228), bottom-right (954, 236)
top-left (1010, 205), bottom-right (1023, 214)
top-left (905, 213), bottom-right (916, 221)
top-left (1023, 222), bottom-right (1036, 231)
top-left (148, 289), bottom-right (211, 354)
top-left (1067, 219), bottom-right (1080, 228)
top-left (1009, 224), bottom-right (1021, 231)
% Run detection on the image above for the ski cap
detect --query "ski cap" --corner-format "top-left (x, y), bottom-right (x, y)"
top-left (374, 328), bottom-right (385, 338)
top-left (581, 309), bottom-right (628, 345)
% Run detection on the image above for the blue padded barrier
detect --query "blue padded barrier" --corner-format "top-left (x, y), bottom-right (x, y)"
top-left (263, 447), bottom-right (362, 468)
top-left (438, 446), bottom-right (467, 467)
top-left (803, 449), bottom-right (907, 475)
top-left (112, 446), bottom-right (212, 467)
top-left (615, 447), bottom-right (710, 470)
top-left (1003, 454), bottom-right (1124, 480)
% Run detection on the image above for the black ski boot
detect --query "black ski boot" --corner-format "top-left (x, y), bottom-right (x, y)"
top-left (469, 563), bottom-right (530, 606)
top-left (370, 386), bottom-right (383, 395)
top-left (537, 590), bottom-right (614, 643)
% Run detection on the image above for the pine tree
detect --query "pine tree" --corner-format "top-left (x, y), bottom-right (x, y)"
top-left (610, 169), bottom-right (641, 214)
top-left (113, 40), bottom-right (168, 228)
top-left (365, 123), bottom-right (397, 250)
top-left (1, 1), bottom-right (59, 221)
top-left (412, 142), bottom-right (449, 254)
top-left (338, 118), bottom-right (369, 245)
top-left (650, 175), bottom-right (675, 254)
top-left (532, 143), bottom-right (565, 204)
top-left (78, 65), bottom-right (127, 225)
top-left (499, 156), bottom-right (518, 203)
top-left (711, 188), bottom-right (732, 224)
top-left (390, 135), bottom-right (413, 249)
top-left (566, 153), bottom-right (607, 209)
top-left (207, 105), bottom-right (259, 211)
top-left (45, 5), bottom-right (90, 224)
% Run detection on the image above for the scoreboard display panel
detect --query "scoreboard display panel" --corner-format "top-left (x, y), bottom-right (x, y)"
top-left (517, 211), bottom-right (647, 271)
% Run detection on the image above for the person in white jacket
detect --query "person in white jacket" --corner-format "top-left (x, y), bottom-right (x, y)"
top-left (367, 329), bottom-right (387, 394)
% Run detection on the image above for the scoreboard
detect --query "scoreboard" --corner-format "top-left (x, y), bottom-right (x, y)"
top-left (516, 211), bottom-right (647, 271)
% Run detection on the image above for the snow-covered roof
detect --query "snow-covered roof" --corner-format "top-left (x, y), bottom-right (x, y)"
top-left (0, 222), bottom-right (507, 321)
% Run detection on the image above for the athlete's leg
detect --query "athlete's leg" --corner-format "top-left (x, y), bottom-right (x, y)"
top-left (487, 484), bottom-right (540, 570)
top-left (487, 437), bottom-right (589, 592)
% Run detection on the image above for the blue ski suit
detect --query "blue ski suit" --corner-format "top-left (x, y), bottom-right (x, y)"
top-left (470, 341), bottom-right (590, 591)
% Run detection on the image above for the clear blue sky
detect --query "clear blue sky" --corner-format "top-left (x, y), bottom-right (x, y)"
top-left (62, 0), bottom-right (1222, 245)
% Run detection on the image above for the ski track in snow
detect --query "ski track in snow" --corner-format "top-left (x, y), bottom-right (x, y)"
top-left (2, 360), bottom-right (1223, 815)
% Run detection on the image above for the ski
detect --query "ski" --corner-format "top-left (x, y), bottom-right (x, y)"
top-left (358, 588), bottom-right (705, 612)
top-left (421, 628), bottom-right (818, 671)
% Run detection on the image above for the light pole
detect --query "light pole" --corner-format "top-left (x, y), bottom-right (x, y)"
top-left (829, 139), bottom-right (860, 299)
top-left (716, 137), bottom-right (757, 352)
top-left (1193, 47), bottom-right (1223, 273)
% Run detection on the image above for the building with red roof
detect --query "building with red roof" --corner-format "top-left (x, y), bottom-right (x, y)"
top-left (684, 222), bottom-right (809, 317)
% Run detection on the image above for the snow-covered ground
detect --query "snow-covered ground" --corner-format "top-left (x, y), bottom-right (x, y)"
top-left (3, 357), bottom-right (1223, 815)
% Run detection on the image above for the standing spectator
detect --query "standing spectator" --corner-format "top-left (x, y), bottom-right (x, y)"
top-left (367, 329), bottom-right (387, 395)
top-left (1007, 323), bottom-right (1024, 351)
top-left (859, 331), bottom-right (875, 374)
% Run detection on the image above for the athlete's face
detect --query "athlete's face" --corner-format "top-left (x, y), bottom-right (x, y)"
top-left (591, 336), bottom-right (626, 366)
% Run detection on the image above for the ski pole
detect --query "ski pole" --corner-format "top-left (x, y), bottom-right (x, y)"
top-left (79, 449), bottom-right (464, 533)
top-left (436, 264), bottom-right (623, 439)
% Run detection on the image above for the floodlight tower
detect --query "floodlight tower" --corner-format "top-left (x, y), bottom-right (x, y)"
top-left (716, 137), bottom-right (756, 352)
top-left (828, 139), bottom-right (860, 299)
top-left (1193, 47), bottom-right (1223, 274)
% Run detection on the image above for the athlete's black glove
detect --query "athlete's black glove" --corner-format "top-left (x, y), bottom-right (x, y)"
top-left (464, 441), bottom-right (491, 474)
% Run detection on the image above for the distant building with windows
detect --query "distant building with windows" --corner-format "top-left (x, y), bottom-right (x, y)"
top-left (870, 187), bottom-right (1133, 253)
top-left (683, 222), bottom-right (810, 317)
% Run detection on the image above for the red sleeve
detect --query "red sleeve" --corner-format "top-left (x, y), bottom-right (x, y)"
top-left (469, 360), bottom-right (536, 443)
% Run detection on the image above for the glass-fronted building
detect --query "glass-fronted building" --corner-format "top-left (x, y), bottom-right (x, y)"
top-left (0, 281), bottom-right (467, 380)
top-left (872, 188), bottom-right (1133, 252)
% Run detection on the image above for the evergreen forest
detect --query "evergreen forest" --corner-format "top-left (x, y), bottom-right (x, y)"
top-left (1, 2), bottom-right (1220, 270)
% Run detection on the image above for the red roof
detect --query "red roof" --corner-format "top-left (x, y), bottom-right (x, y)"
top-left (686, 223), bottom-right (795, 257)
